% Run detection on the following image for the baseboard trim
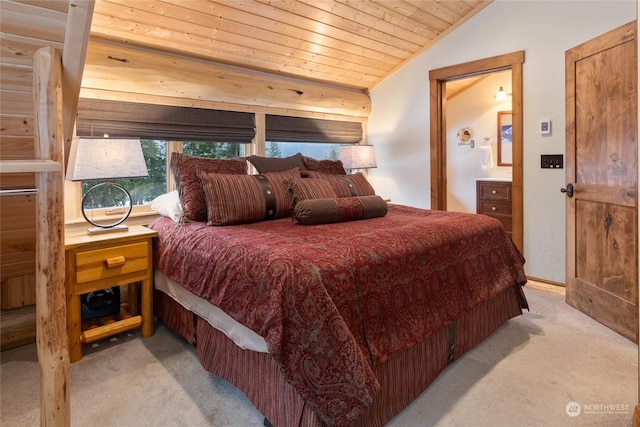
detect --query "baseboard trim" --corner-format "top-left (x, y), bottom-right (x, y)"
top-left (526, 276), bottom-right (565, 287)
top-left (526, 276), bottom-right (566, 297)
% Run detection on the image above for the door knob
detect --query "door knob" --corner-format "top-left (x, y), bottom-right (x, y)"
top-left (560, 183), bottom-right (574, 198)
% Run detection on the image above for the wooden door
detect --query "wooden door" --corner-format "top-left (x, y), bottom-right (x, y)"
top-left (565, 21), bottom-right (638, 343)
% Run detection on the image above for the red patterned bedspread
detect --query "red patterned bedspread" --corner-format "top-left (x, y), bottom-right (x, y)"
top-left (150, 204), bottom-right (527, 426)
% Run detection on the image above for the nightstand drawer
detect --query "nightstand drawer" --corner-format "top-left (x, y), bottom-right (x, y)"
top-left (75, 242), bottom-right (149, 284)
top-left (478, 200), bottom-right (512, 216)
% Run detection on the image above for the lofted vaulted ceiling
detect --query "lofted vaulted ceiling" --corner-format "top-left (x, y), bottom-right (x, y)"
top-left (90, 0), bottom-right (492, 91)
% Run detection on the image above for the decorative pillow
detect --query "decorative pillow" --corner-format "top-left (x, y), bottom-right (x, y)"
top-left (304, 171), bottom-right (376, 198)
top-left (170, 152), bottom-right (248, 222)
top-left (343, 172), bottom-right (376, 197)
top-left (302, 156), bottom-right (346, 175)
top-left (293, 195), bottom-right (388, 225)
top-left (196, 168), bottom-right (300, 225)
top-left (286, 177), bottom-right (337, 207)
top-left (148, 190), bottom-right (183, 223)
top-left (247, 153), bottom-right (306, 173)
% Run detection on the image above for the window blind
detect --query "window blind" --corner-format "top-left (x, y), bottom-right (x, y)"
top-left (76, 99), bottom-right (255, 143)
top-left (265, 115), bottom-right (362, 144)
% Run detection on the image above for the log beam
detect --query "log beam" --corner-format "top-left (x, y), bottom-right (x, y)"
top-left (81, 39), bottom-right (370, 120)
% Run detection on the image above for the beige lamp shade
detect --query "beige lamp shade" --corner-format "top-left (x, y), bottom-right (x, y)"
top-left (66, 138), bottom-right (149, 233)
top-left (339, 145), bottom-right (377, 169)
top-left (66, 138), bottom-right (148, 181)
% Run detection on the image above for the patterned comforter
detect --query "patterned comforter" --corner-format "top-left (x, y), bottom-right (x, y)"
top-left (150, 204), bottom-right (527, 426)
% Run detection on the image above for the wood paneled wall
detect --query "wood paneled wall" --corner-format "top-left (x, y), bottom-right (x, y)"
top-left (1, 0), bottom-right (69, 309)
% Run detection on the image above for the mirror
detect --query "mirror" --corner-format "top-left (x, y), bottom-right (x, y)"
top-left (497, 111), bottom-right (512, 166)
top-left (456, 128), bottom-right (472, 146)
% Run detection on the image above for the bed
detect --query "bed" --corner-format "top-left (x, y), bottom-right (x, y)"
top-left (147, 152), bottom-right (528, 426)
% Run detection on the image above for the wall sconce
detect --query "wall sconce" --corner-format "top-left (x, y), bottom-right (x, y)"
top-left (67, 138), bottom-right (149, 234)
top-left (495, 86), bottom-right (507, 100)
top-left (457, 128), bottom-right (474, 148)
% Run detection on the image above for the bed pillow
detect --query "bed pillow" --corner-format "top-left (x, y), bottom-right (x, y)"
top-left (293, 195), bottom-right (388, 225)
top-left (286, 177), bottom-right (337, 207)
top-left (196, 168), bottom-right (300, 225)
top-left (304, 171), bottom-right (376, 198)
top-left (170, 152), bottom-right (248, 222)
top-left (246, 153), bottom-right (306, 173)
top-left (302, 156), bottom-right (346, 175)
top-left (147, 190), bottom-right (183, 223)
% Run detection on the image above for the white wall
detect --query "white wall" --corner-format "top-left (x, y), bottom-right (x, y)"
top-left (367, 0), bottom-right (636, 283)
top-left (447, 70), bottom-right (512, 213)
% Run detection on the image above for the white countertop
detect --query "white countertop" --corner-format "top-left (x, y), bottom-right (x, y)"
top-left (476, 177), bottom-right (512, 182)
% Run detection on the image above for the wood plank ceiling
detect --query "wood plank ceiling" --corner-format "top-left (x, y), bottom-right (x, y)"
top-left (90, 0), bottom-right (492, 91)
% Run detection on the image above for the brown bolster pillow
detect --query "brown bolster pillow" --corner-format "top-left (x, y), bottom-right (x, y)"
top-left (293, 195), bottom-right (388, 225)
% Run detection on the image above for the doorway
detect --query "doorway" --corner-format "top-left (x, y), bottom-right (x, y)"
top-left (429, 51), bottom-right (525, 252)
top-left (445, 70), bottom-right (513, 214)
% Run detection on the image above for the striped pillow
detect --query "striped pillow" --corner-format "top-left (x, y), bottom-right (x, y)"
top-left (287, 177), bottom-right (337, 207)
top-left (170, 152), bottom-right (248, 222)
top-left (304, 171), bottom-right (376, 198)
top-left (196, 168), bottom-right (300, 225)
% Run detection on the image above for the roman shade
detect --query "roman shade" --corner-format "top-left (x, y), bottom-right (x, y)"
top-left (76, 99), bottom-right (255, 143)
top-left (265, 115), bottom-right (362, 144)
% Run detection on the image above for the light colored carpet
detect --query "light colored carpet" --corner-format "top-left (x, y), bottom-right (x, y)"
top-left (1, 288), bottom-right (636, 427)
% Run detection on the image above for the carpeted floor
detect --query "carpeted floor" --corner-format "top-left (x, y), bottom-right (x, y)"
top-left (1, 287), bottom-right (637, 426)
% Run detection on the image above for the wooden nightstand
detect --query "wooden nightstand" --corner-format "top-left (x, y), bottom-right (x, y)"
top-left (65, 225), bottom-right (158, 362)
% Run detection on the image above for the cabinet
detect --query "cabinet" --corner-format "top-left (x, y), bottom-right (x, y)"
top-left (65, 226), bottom-right (158, 362)
top-left (476, 180), bottom-right (512, 237)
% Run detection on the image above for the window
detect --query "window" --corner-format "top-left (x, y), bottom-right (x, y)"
top-left (264, 114), bottom-right (362, 163)
top-left (69, 101), bottom-right (364, 225)
top-left (265, 141), bottom-right (346, 161)
top-left (71, 99), bottom-right (255, 222)
top-left (182, 141), bottom-right (243, 159)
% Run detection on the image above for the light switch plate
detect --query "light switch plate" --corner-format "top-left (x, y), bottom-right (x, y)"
top-left (541, 154), bottom-right (563, 169)
top-left (540, 120), bottom-right (551, 135)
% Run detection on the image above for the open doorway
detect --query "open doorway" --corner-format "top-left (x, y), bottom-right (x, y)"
top-left (445, 70), bottom-right (512, 213)
top-left (429, 51), bottom-right (524, 252)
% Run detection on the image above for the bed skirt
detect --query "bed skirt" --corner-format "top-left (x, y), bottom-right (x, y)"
top-left (154, 285), bottom-right (525, 427)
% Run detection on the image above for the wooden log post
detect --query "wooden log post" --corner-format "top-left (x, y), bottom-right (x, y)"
top-left (33, 46), bottom-right (70, 426)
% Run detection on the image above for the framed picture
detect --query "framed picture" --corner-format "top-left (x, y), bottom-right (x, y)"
top-left (498, 111), bottom-right (512, 166)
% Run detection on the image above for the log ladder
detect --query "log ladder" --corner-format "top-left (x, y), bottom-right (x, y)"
top-left (0, 47), bottom-right (70, 425)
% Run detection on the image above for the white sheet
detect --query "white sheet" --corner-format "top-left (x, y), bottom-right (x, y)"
top-left (154, 269), bottom-right (268, 353)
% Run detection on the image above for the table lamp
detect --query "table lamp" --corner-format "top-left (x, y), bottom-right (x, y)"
top-left (67, 138), bottom-right (148, 234)
top-left (339, 144), bottom-right (377, 172)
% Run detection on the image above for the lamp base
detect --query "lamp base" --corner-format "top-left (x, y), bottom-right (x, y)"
top-left (87, 224), bottom-right (129, 235)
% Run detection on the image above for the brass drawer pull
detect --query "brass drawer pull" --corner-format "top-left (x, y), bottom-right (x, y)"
top-left (491, 206), bottom-right (497, 211)
top-left (492, 190), bottom-right (497, 194)
top-left (105, 256), bottom-right (126, 268)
